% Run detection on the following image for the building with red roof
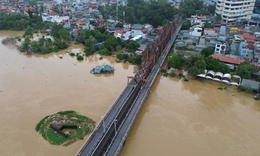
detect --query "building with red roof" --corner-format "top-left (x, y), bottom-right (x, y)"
top-left (190, 15), bottom-right (211, 25)
top-left (238, 29), bottom-right (252, 35)
top-left (238, 34), bottom-right (256, 43)
top-left (156, 26), bottom-right (163, 31)
top-left (131, 24), bottom-right (153, 38)
top-left (211, 54), bottom-right (244, 65)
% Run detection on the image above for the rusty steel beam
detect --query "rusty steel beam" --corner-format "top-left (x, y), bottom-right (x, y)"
top-left (135, 16), bottom-right (182, 84)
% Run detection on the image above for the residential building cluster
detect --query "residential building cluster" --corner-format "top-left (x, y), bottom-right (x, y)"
top-left (0, 0), bottom-right (167, 55)
top-left (176, 14), bottom-right (260, 71)
top-left (1, 0), bottom-right (260, 62)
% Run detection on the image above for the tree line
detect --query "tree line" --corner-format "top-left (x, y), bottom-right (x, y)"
top-left (99, 0), bottom-right (216, 27)
top-left (75, 27), bottom-right (141, 64)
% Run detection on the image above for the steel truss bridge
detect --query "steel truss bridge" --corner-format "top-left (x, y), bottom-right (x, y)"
top-left (76, 15), bottom-right (183, 156)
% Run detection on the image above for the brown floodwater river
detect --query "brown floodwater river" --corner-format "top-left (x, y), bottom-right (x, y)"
top-left (0, 31), bottom-right (260, 156)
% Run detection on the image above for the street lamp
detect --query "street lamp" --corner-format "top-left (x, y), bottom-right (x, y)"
top-left (101, 116), bottom-right (106, 133)
top-left (114, 119), bottom-right (117, 136)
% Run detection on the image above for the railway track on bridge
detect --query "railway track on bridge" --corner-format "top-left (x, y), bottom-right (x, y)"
top-left (76, 16), bottom-right (183, 156)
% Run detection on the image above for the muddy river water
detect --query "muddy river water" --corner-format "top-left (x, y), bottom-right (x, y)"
top-left (0, 31), bottom-right (260, 156)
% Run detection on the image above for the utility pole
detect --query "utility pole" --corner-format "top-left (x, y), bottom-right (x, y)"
top-left (101, 116), bottom-right (106, 133)
top-left (114, 119), bottom-right (117, 136)
top-left (123, 11), bottom-right (125, 24)
top-left (116, 0), bottom-right (118, 22)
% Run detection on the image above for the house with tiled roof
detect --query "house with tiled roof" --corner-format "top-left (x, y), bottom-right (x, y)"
top-left (156, 26), bottom-right (163, 31)
top-left (131, 24), bottom-right (153, 38)
top-left (235, 35), bottom-right (255, 59)
top-left (238, 34), bottom-right (256, 44)
top-left (238, 29), bottom-right (252, 36)
top-left (211, 54), bottom-right (244, 65)
top-left (49, 10), bottom-right (59, 16)
top-left (0, 8), bottom-right (7, 13)
top-left (190, 15), bottom-right (211, 26)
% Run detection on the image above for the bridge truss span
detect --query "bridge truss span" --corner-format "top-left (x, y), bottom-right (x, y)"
top-left (76, 15), bottom-right (183, 156)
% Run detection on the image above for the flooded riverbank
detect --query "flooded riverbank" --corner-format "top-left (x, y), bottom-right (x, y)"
top-left (1, 31), bottom-right (260, 156)
top-left (0, 31), bottom-right (136, 156)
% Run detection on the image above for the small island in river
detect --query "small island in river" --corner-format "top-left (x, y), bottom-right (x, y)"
top-left (35, 110), bottom-right (95, 146)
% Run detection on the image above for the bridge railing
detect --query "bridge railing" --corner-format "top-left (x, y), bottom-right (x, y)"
top-left (89, 82), bottom-right (141, 155)
top-left (76, 80), bottom-right (136, 155)
top-left (104, 20), bottom-right (184, 155)
top-left (76, 17), bottom-right (183, 156)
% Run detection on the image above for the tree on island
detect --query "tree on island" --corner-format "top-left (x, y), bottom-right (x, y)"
top-left (23, 27), bottom-right (34, 38)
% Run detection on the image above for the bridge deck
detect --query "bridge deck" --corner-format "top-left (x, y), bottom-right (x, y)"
top-left (76, 18), bottom-right (183, 156)
top-left (76, 82), bottom-right (137, 155)
top-left (104, 22), bottom-right (183, 156)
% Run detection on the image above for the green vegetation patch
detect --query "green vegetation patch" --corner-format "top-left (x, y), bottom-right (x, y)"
top-left (35, 110), bottom-right (95, 146)
top-left (77, 55), bottom-right (84, 61)
top-left (69, 52), bottom-right (76, 56)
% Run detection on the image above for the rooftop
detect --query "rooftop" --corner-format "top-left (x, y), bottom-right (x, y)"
top-left (211, 54), bottom-right (244, 65)
top-left (238, 34), bottom-right (256, 43)
top-left (240, 79), bottom-right (260, 92)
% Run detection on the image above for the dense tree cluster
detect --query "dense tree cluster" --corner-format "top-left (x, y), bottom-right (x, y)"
top-left (201, 47), bottom-right (214, 57)
top-left (51, 24), bottom-right (72, 41)
top-left (16, 22), bottom-right (70, 54)
top-left (178, 0), bottom-right (215, 18)
top-left (76, 29), bottom-right (125, 56)
top-left (0, 12), bottom-right (51, 31)
top-left (168, 53), bottom-right (186, 69)
top-left (18, 36), bottom-right (68, 54)
top-left (75, 28), bottom-right (141, 64)
top-left (236, 62), bottom-right (258, 79)
top-left (0, 13), bottom-right (33, 30)
top-left (116, 53), bottom-right (142, 65)
top-left (99, 0), bottom-right (175, 27)
top-left (185, 55), bottom-right (207, 78)
top-left (204, 57), bottom-right (230, 73)
top-left (99, 0), bottom-right (216, 27)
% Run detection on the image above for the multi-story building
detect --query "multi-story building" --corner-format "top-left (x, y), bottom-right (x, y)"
top-left (215, 0), bottom-right (256, 24)
top-left (253, 0), bottom-right (260, 14)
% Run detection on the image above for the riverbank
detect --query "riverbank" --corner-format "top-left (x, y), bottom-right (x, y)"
top-left (1, 31), bottom-right (260, 156)
top-left (0, 31), bottom-right (136, 156)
